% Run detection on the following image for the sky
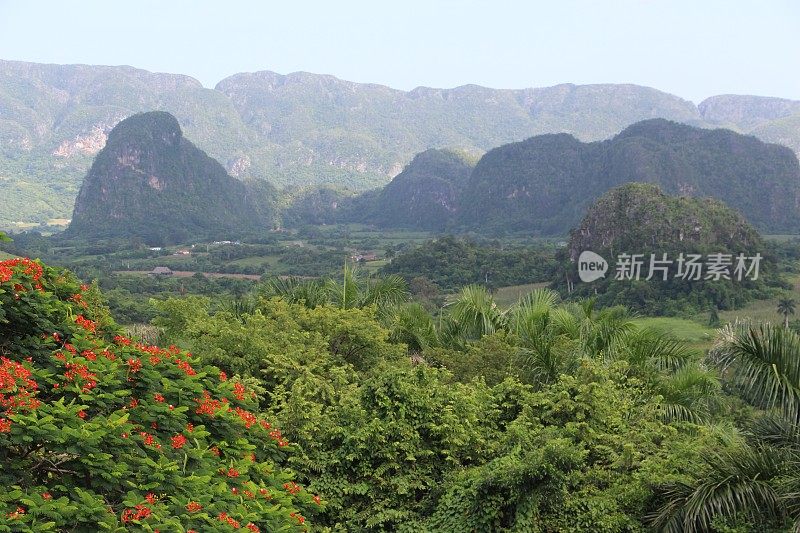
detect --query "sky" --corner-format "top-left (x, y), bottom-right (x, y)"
top-left (0, 0), bottom-right (798, 103)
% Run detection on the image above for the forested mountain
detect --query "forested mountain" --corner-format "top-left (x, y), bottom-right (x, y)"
top-left (5, 58), bottom-right (800, 230)
top-left (66, 112), bottom-right (277, 244)
top-left (457, 119), bottom-right (800, 234)
top-left (560, 183), bottom-right (771, 313)
top-left (366, 149), bottom-right (476, 230)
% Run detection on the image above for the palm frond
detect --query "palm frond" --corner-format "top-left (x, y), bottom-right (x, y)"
top-left (711, 323), bottom-right (800, 422)
top-left (648, 444), bottom-right (786, 532)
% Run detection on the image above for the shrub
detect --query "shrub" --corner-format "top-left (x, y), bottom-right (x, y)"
top-left (0, 258), bottom-right (320, 531)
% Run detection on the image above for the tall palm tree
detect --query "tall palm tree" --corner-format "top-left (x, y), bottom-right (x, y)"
top-left (649, 323), bottom-right (800, 531)
top-left (778, 298), bottom-right (796, 329)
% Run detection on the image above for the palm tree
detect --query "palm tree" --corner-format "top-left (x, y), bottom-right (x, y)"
top-left (259, 276), bottom-right (328, 308)
top-left (260, 263), bottom-right (409, 311)
top-left (443, 285), bottom-right (505, 345)
top-left (649, 323), bottom-right (800, 531)
top-left (778, 298), bottom-right (796, 329)
top-left (379, 302), bottom-right (438, 354)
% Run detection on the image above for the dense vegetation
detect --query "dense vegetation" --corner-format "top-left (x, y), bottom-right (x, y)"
top-left (6, 220), bottom-right (800, 530)
top-left (140, 265), bottom-right (800, 531)
top-left (0, 252), bottom-right (320, 530)
top-left (66, 112), bottom-right (277, 245)
top-left (381, 235), bottom-right (557, 291)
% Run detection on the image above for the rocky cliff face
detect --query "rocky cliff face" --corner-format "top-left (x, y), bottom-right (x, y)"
top-left (67, 112), bottom-right (275, 244)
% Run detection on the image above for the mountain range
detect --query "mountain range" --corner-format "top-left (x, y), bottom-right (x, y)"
top-left (336, 119), bottom-right (800, 234)
top-left (3, 58), bottom-right (800, 229)
top-left (63, 110), bottom-right (800, 242)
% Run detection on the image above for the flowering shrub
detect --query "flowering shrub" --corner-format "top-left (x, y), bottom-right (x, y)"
top-left (0, 258), bottom-right (321, 530)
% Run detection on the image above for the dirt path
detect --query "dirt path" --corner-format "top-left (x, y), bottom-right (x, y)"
top-left (113, 270), bottom-right (262, 280)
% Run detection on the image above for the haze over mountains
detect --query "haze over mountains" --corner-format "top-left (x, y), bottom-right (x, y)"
top-left (3, 58), bottom-right (800, 229)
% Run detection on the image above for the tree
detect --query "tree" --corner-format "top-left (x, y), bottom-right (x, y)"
top-left (708, 306), bottom-right (721, 328)
top-left (778, 298), bottom-right (796, 329)
top-left (260, 263), bottom-right (409, 311)
top-left (650, 323), bottom-right (800, 531)
top-left (442, 285), bottom-right (504, 345)
top-left (0, 257), bottom-right (319, 530)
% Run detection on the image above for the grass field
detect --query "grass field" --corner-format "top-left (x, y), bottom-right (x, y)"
top-left (633, 317), bottom-right (716, 351)
top-left (714, 272), bottom-right (800, 325)
top-left (493, 283), bottom-right (550, 308)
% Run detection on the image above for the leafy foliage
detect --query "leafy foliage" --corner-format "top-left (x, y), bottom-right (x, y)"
top-left (650, 323), bottom-right (800, 531)
top-left (0, 257), bottom-right (319, 530)
top-left (382, 236), bottom-right (557, 290)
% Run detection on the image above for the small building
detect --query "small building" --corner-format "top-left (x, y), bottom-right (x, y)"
top-left (149, 266), bottom-right (174, 276)
top-left (351, 252), bottom-right (378, 262)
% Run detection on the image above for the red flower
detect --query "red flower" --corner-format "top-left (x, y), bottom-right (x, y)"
top-left (145, 493), bottom-right (157, 504)
top-left (74, 315), bottom-right (97, 333)
top-left (232, 382), bottom-right (247, 401)
top-left (114, 335), bottom-right (132, 346)
top-left (77, 410), bottom-right (87, 419)
top-left (226, 467), bottom-right (239, 478)
top-left (283, 482), bottom-right (301, 495)
top-left (121, 504), bottom-right (151, 522)
top-left (195, 390), bottom-right (223, 417)
top-left (153, 393), bottom-right (165, 403)
top-left (234, 407), bottom-right (257, 428)
top-left (42, 492), bottom-right (52, 500)
top-left (171, 434), bottom-right (187, 449)
top-left (246, 523), bottom-right (260, 532)
top-left (186, 501), bottom-right (202, 512)
top-left (126, 358), bottom-right (142, 373)
top-left (219, 371), bottom-right (228, 381)
top-left (176, 359), bottom-right (196, 376)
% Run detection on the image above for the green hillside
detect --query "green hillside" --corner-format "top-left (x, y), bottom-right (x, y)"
top-left (66, 112), bottom-right (277, 244)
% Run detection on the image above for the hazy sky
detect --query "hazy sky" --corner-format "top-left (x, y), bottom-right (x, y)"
top-left (0, 0), bottom-right (798, 102)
